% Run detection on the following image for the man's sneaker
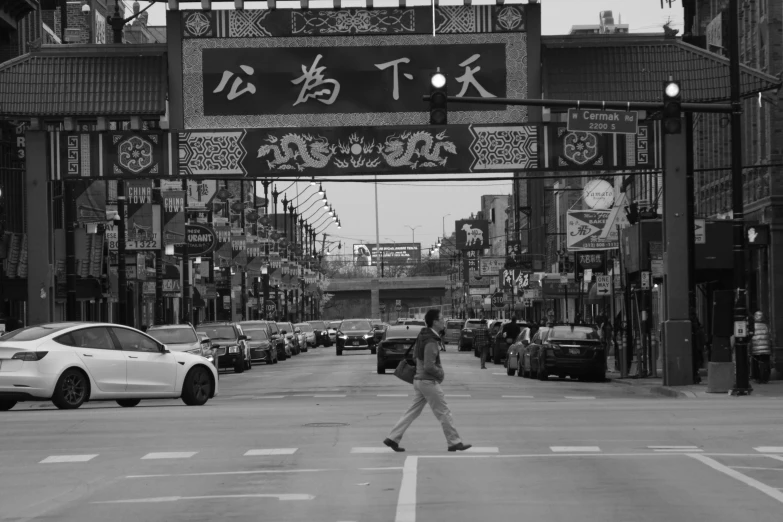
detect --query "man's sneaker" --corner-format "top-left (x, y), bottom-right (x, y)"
top-left (447, 443), bottom-right (472, 452)
top-left (384, 438), bottom-right (405, 452)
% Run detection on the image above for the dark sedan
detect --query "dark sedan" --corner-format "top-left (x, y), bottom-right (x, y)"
top-left (336, 319), bottom-right (376, 356)
top-left (308, 321), bottom-right (331, 347)
top-left (377, 325), bottom-right (418, 374)
top-left (523, 325), bottom-right (606, 382)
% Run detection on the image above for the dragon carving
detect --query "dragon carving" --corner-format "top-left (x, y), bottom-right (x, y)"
top-left (380, 130), bottom-right (457, 168)
top-left (257, 134), bottom-right (335, 171)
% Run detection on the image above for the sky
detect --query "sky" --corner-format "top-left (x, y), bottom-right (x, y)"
top-left (133, 0), bottom-right (684, 255)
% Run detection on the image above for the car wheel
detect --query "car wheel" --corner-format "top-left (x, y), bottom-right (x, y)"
top-left (182, 366), bottom-right (212, 406)
top-left (371, 348), bottom-right (377, 355)
top-left (336, 348), bottom-right (343, 356)
top-left (0, 400), bottom-right (17, 411)
top-left (507, 365), bottom-right (515, 376)
top-left (52, 368), bottom-right (88, 410)
top-left (377, 365), bottom-right (386, 374)
top-left (537, 360), bottom-right (548, 381)
top-left (116, 399), bottom-right (141, 408)
top-left (234, 356), bottom-right (245, 374)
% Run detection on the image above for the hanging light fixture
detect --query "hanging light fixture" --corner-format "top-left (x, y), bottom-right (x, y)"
top-left (310, 177), bottom-right (316, 186)
top-left (317, 183), bottom-right (324, 196)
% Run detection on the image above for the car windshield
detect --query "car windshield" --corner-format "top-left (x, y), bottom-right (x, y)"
top-left (196, 325), bottom-right (236, 340)
top-left (341, 320), bottom-right (371, 331)
top-left (244, 329), bottom-right (269, 340)
top-left (296, 324), bottom-right (313, 332)
top-left (310, 321), bottom-right (326, 329)
top-left (405, 320), bottom-right (425, 326)
top-left (329, 322), bottom-right (342, 329)
top-left (146, 327), bottom-right (198, 344)
top-left (276, 323), bottom-right (293, 332)
top-left (446, 321), bottom-right (463, 328)
top-left (466, 320), bottom-right (486, 328)
top-left (548, 326), bottom-right (600, 340)
top-left (0, 323), bottom-right (79, 342)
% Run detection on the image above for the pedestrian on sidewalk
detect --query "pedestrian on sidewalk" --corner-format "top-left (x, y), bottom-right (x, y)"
top-left (384, 309), bottom-right (472, 453)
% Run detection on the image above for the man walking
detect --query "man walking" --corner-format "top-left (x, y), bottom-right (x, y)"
top-left (475, 320), bottom-right (490, 369)
top-left (384, 309), bottom-right (472, 453)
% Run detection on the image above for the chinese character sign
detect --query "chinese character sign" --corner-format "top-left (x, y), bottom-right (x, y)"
top-left (202, 45), bottom-right (506, 117)
top-left (125, 180), bottom-right (160, 251)
top-left (162, 191), bottom-right (186, 245)
top-left (566, 210), bottom-right (618, 251)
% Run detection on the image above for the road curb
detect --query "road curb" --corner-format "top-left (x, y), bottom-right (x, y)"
top-left (649, 386), bottom-right (698, 399)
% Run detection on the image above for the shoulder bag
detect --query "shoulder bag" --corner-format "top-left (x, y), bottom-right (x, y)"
top-left (393, 339), bottom-right (418, 384)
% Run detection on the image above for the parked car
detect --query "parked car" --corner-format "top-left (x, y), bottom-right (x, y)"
top-left (195, 322), bottom-right (250, 373)
top-left (238, 321), bottom-right (278, 364)
top-left (459, 318), bottom-right (487, 352)
top-left (377, 325), bottom-right (418, 374)
top-left (308, 320), bottom-right (331, 347)
top-left (505, 327), bottom-right (534, 376)
top-left (295, 323), bottom-right (316, 348)
top-left (264, 321), bottom-right (288, 361)
top-left (443, 319), bottom-right (463, 345)
top-left (403, 319), bottom-right (425, 327)
top-left (336, 319), bottom-right (376, 356)
top-left (147, 324), bottom-right (214, 365)
top-left (276, 322), bottom-right (300, 355)
top-left (523, 325), bottom-right (605, 382)
top-left (0, 322), bottom-right (218, 411)
top-left (492, 322), bottom-right (530, 365)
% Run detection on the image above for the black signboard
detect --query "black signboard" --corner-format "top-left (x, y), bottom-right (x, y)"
top-left (203, 44), bottom-right (506, 117)
top-left (455, 219), bottom-right (490, 251)
top-left (176, 223), bottom-right (216, 257)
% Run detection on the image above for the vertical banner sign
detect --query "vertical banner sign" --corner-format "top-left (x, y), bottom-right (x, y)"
top-left (213, 226), bottom-right (232, 268)
top-left (162, 191), bottom-right (186, 245)
top-left (231, 235), bottom-right (247, 268)
top-left (246, 240), bottom-right (263, 272)
top-left (187, 179), bottom-right (218, 209)
top-left (125, 180), bottom-right (160, 250)
top-left (162, 255), bottom-right (182, 297)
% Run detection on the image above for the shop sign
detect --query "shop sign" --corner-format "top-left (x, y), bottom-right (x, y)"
top-left (567, 210), bottom-right (618, 251)
top-left (142, 281), bottom-right (156, 295)
top-left (176, 223), bottom-right (217, 257)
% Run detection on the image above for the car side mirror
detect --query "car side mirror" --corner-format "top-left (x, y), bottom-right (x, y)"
top-left (238, 335), bottom-right (247, 341)
top-left (159, 344), bottom-right (170, 354)
top-left (200, 339), bottom-right (210, 345)
top-left (281, 330), bottom-right (287, 335)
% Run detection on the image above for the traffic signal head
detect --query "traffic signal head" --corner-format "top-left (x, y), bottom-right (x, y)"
top-left (430, 70), bottom-right (448, 125)
top-left (663, 80), bottom-right (682, 134)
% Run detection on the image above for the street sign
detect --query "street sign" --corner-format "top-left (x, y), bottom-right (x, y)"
top-left (567, 108), bottom-right (639, 135)
top-left (491, 292), bottom-right (505, 307)
top-left (694, 219), bottom-right (706, 244)
top-left (395, 299), bottom-right (401, 306)
top-left (596, 275), bottom-right (611, 296)
top-left (264, 299), bottom-right (276, 315)
top-left (734, 320), bottom-right (748, 338)
top-left (641, 271), bottom-right (651, 290)
top-left (395, 304), bottom-right (402, 312)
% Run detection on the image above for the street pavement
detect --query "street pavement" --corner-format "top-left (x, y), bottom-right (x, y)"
top-left (1, 342), bottom-right (782, 522)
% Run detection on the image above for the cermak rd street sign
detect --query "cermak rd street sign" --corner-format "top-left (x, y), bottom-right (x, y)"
top-left (567, 109), bottom-right (639, 135)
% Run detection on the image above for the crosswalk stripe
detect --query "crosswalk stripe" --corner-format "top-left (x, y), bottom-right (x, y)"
top-left (313, 394), bottom-right (346, 398)
top-left (244, 448), bottom-right (298, 456)
top-left (502, 395), bottom-right (534, 398)
top-left (464, 447), bottom-right (499, 453)
top-left (254, 396), bottom-right (286, 399)
top-left (564, 396), bottom-right (596, 400)
top-left (377, 394), bottom-right (409, 397)
top-left (141, 452), bottom-right (197, 460)
top-left (351, 447), bottom-right (394, 454)
top-left (445, 394), bottom-right (471, 397)
top-left (648, 446), bottom-right (702, 452)
top-left (40, 454), bottom-right (98, 463)
top-left (550, 446), bottom-right (601, 453)
top-left (755, 447), bottom-right (783, 453)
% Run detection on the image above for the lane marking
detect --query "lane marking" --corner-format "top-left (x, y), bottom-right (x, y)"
top-left (648, 446), bottom-right (700, 449)
top-left (40, 454), bottom-right (98, 464)
top-left (244, 448), bottom-right (298, 456)
top-left (395, 456), bottom-right (418, 522)
top-left (378, 394), bottom-right (409, 397)
top-left (502, 395), bottom-right (534, 399)
top-left (731, 466), bottom-right (783, 471)
top-left (492, 373), bottom-right (507, 376)
top-left (652, 449), bottom-right (703, 453)
top-left (92, 493), bottom-right (314, 504)
top-left (767, 455), bottom-right (783, 464)
top-left (313, 394), bottom-right (346, 398)
top-left (360, 467), bottom-right (404, 471)
top-left (141, 452), bottom-right (197, 460)
top-left (126, 468), bottom-right (333, 479)
top-left (445, 394), bottom-right (471, 397)
top-left (464, 447), bottom-right (499, 453)
top-left (689, 453), bottom-right (783, 504)
top-left (254, 396), bottom-right (286, 399)
top-left (351, 447), bottom-right (394, 454)
top-left (550, 446), bottom-right (601, 453)
top-left (564, 396), bottom-right (596, 400)
top-left (755, 447), bottom-right (783, 453)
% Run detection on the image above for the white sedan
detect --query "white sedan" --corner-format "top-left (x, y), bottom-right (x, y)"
top-left (0, 322), bottom-right (219, 411)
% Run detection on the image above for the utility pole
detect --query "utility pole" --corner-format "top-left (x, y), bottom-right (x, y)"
top-left (728, 0), bottom-right (751, 395)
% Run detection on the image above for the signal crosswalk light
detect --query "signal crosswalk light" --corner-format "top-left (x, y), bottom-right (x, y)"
top-left (430, 69), bottom-right (448, 125)
top-left (663, 80), bottom-right (682, 134)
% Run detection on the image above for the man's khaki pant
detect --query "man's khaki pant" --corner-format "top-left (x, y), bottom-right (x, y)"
top-left (388, 379), bottom-right (462, 447)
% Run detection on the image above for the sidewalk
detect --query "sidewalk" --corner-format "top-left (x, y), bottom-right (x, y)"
top-left (608, 369), bottom-right (783, 399)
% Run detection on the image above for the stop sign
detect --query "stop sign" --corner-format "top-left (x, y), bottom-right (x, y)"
top-left (264, 299), bottom-right (277, 314)
top-left (491, 292), bottom-right (505, 307)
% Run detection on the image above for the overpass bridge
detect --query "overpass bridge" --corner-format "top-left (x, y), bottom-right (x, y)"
top-left (323, 276), bottom-right (450, 321)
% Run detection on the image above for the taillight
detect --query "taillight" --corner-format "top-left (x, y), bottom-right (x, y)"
top-left (12, 351), bottom-right (48, 361)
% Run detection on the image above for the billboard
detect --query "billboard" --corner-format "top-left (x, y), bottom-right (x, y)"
top-left (455, 219), bottom-right (490, 251)
top-left (353, 243), bottom-right (422, 266)
top-left (353, 244), bottom-right (372, 267)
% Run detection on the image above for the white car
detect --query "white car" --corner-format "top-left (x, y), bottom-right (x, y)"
top-left (0, 322), bottom-right (219, 411)
top-left (295, 323), bottom-right (316, 347)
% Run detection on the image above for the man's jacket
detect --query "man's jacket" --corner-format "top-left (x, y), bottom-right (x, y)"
top-left (414, 328), bottom-right (445, 383)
